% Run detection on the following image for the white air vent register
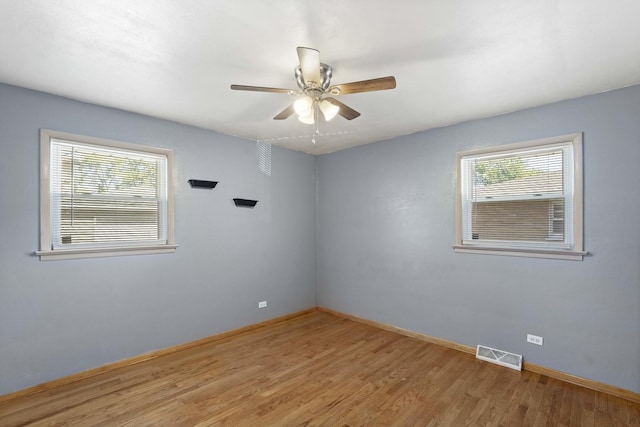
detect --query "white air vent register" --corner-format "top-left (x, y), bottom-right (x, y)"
top-left (476, 345), bottom-right (523, 371)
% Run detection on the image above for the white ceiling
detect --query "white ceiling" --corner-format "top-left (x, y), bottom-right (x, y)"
top-left (1, 1), bottom-right (640, 155)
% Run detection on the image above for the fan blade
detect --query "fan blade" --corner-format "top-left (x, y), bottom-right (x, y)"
top-left (230, 84), bottom-right (294, 94)
top-left (328, 76), bottom-right (396, 95)
top-left (273, 104), bottom-right (295, 120)
top-left (324, 98), bottom-right (361, 120)
top-left (297, 47), bottom-right (321, 85)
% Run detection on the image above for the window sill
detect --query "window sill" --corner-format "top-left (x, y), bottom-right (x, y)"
top-left (35, 244), bottom-right (178, 261)
top-left (452, 245), bottom-right (587, 261)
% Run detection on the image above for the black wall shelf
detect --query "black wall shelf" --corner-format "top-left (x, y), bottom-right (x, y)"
top-left (188, 179), bottom-right (218, 189)
top-left (233, 198), bottom-right (258, 208)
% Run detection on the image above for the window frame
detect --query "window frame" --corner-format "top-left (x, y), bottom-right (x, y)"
top-left (453, 133), bottom-right (585, 261)
top-left (37, 129), bottom-right (177, 261)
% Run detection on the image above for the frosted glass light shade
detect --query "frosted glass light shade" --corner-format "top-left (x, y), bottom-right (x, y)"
top-left (319, 99), bottom-right (339, 121)
top-left (298, 111), bottom-right (315, 124)
top-left (294, 96), bottom-right (313, 116)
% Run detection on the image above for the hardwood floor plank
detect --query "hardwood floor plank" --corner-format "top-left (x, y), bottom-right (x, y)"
top-left (1, 312), bottom-right (638, 426)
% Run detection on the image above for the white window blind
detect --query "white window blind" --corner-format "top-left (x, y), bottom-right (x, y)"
top-left (454, 133), bottom-right (585, 260)
top-left (460, 143), bottom-right (574, 249)
top-left (49, 139), bottom-right (168, 249)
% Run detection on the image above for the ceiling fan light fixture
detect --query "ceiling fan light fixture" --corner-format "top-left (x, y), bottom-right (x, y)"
top-left (231, 47), bottom-right (396, 125)
top-left (319, 99), bottom-right (339, 121)
top-left (294, 96), bottom-right (313, 116)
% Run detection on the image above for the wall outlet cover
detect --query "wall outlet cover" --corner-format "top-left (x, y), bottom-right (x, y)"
top-left (527, 334), bottom-right (544, 346)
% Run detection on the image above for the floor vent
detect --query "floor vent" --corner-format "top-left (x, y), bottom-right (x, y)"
top-left (476, 345), bottom-right (522, 371)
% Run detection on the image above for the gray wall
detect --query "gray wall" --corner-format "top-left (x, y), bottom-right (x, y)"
top-left (0, 84), bottom-right (317, 395)
top-left (317, 85), bottom-right (640, 393)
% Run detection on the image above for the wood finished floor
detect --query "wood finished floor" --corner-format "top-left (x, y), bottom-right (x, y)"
top-left (1, 312), bottom-right (639, 426)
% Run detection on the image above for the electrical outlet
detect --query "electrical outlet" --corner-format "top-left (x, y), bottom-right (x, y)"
top-left (258, 301), bottom-right (267, 309)
top-left (527, 334), bottom-right (543, 346)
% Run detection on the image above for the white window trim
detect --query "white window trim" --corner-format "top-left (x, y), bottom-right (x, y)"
top-left (453, 133), bottom-right (586, 261)
top-left (37, 129), bottom-right (177, 261)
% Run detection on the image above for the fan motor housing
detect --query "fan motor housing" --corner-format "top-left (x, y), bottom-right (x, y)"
top-left (295, 63), bottom-right (332, 91)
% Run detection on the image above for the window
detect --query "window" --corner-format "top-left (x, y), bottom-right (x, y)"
top-left (38, 129), bottom-right (176, 260)
top-left (454, 133), bottom-right (585, 260)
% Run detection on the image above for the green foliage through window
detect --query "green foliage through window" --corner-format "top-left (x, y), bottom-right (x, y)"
top-left (474, 158), bottom-right (539, 186)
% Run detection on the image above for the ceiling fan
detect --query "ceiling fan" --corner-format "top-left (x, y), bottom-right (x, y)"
top-left (230, 47), bottom-right (396, 124)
